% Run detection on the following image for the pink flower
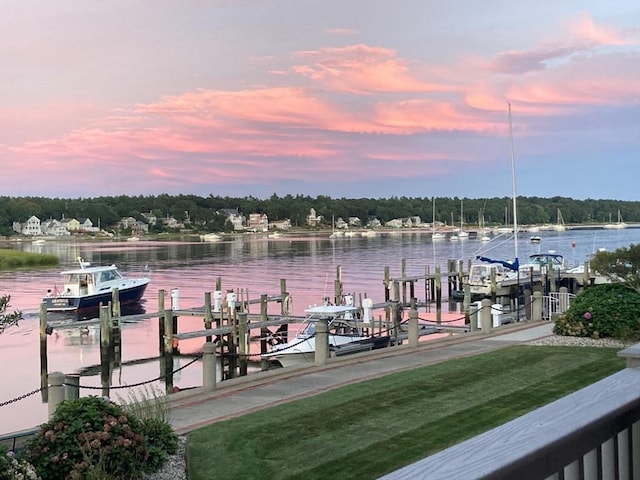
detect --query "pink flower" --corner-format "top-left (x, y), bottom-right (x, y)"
top-left (583, 312), bottom-right (592, 320)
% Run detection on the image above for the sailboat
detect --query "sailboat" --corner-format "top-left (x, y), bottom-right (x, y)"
top-left (553, 208), bottom-right (566, 232)
top-left (603, 210), bottom-right (627, 229)
top-left (467, 103), bottom-right (523, 298)
top-left (458, 199), bottom-right (469, 238)
top-left (431, 197), bottom-right (445, 241)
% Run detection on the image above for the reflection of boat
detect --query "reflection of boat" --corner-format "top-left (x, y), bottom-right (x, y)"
top-left (32, 238), bottom-right (46, 245)
top-left (43, 259), bottom-right (149, 314)
top-left (261, 305), bottom-right (385, 368)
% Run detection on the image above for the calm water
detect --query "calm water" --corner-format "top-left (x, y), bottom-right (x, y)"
top-left (1, 228), bottom-right (638, 434)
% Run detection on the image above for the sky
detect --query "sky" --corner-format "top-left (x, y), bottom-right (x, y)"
top-left (1, 1), bottom-right (639, 201)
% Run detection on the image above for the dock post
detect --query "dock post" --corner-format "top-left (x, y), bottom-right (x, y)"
top-left (435, 265), bottom-right (442, 324)
top-left (111, 288), bottom-right (121, 318)
top-left (171, 289), bottom-right (179, 353)
top-left (39, 303), bottom-right (49, 401)
top-left (315, 319), bottom-right (329, 366)
top-left (401, 258), bottom-right (407, 305)
top-left (65, 374), bottom-right (80, 401)
top-left (334, 265), bottom-right (343, 305)
top-left (100, 305), bottom-right (113, 397)
top-left (162, 305), bottom-right (174, 394)
top-left (532, 291), bottom-right (543, 322)
top-left (238, 312), bottom-right (248, 376)
top-left (158, 289), bottom-right (165, 354)
top-left (204, 292), bottom-right (212, 342)
top-left (408, 305), bottom-right (419, 348)
top-left (202, 342), bottom-right (217, 392)
top-left (48, 371), bottom-right (65, 419)
top-left (463, 283), bottom-right (471, 325)
top-left (480, 299), bottom-right (492, 333)
top-left (470, 300), bottom-right (479, 332)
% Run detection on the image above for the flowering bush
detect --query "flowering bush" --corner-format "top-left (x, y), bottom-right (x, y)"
top-left (554, 283), bottom-right (640, 340)
top-left (0, 444), bottom-right (40, 480)
top-left (23, 396), bottom-right (150, 480)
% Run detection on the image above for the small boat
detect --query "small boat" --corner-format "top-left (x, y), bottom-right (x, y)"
top-left (43, 258), bottom-right (149, 314)
top-left (200, 233), bottom-right (222, 242)
top-left (603, 210), bottom-right (627, 229)
top-left (32, 238), bottom-right (46, 245)
top-left (530, 235), bottom-right (541, 244)
top-left (261, 305), bottom-right (385, 368)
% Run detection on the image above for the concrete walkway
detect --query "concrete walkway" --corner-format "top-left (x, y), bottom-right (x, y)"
top-left (168, 321), bottom-right (555, 434)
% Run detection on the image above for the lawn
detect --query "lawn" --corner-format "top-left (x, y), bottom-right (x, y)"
top-left (186, 345), bottom-right (625, 480)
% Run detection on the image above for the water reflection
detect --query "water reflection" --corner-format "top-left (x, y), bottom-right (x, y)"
top-left (1, 228), bottom-right (639, 433)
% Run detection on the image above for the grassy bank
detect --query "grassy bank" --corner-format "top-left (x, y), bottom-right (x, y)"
top-left (0, 248), bottom-right (58, 270)
top-left (186, 345), bottom-right (625, 480)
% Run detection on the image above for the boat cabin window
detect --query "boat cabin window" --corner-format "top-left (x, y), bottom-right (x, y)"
top-left (299, 322), bottom-right (315, 336)
top-left (100, 270), bottom-right (121, 282)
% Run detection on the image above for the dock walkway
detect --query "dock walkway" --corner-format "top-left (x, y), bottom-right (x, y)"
top-left (168, 321), bottom-right (555, 434)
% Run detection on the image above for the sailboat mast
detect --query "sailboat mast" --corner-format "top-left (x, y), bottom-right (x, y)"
top-left (508, 102), bottom-right (518, 260)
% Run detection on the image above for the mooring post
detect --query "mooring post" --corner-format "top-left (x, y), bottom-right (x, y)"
top-left (470, 299), bottom-right (479, 332)
top-left (408, 304), bottom-right (419, 348)
top-left (171, 289), bottom-right (179, 353)
top-left (463, 283), bottom-right (471, 325)
top-left (39, 303), bottom-right (49, 400)
top-left (204, 292), bottom-right (212, 343)
top-left (238, 312), bottom-right (248, 376)
top-left (111, 288), bottom-right (121, 318)
top-left (100, 305), bottom-right (112, 397)
top-left (48, 371), bottom-right (65, 419)
top-left (532, 291), bottom-right (543, 322)
top-left (315, 319), bottom-right (329, 366)
top-left (480, 298), bottom-right (492, 333)
top-left (202, 342), bottom-right (217, 392)
top-left (435, 265), bottom-right (442, 324)
top-left (158, 289), bottom-right (165, 354)
top-left (65, 374), bottom-right (80, 401)
top-left (401, 258), bottom-right (407, 305)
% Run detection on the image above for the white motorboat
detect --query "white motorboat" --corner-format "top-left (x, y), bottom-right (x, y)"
top-left (261, 304), bottom-right (381, 368)
top-left (43, 258), bottom-right (149, 314)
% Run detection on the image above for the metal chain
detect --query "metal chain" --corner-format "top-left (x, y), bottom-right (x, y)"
top-left (0, 387), bottom-right (43, 407)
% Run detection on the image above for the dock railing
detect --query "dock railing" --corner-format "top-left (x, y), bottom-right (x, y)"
top-left (379, 343), bottom-right (640, 480)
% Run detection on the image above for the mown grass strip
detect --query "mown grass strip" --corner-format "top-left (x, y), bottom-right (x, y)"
top-left (186, 345), bottom-right (625, 480)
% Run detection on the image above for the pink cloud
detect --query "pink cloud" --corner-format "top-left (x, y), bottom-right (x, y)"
top-left (291, 44), bottom-right (447, 94)
top-left (568, 12), bottom-right (631, 45)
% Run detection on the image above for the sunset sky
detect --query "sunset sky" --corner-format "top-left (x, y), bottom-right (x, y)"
top-left (1, 0), bottom-right (639, 201)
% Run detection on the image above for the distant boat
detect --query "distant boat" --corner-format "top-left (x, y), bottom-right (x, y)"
top-left (458, 200), bottom-right (469, 238)
top-left (200, 233), bottom-right (222, 242)
top-left (32, 238), bottom-right (46, 245)
top-left (431, 197), bottom-right (445, 241)
top-left (553, 209), bottom-right (566, 232)
top-left (530, 235), bottom-right (541, 244)
top-left (603, 210), bottom-right (627, 229)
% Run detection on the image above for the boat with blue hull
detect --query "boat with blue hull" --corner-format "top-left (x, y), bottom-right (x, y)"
top-left (43, 260), bottom-right (149, 315)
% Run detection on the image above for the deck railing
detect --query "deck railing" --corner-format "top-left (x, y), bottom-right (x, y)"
top-left (541, 290), bottom-right (575, 320)
top-left (379, 344), bottom-right (640, 480)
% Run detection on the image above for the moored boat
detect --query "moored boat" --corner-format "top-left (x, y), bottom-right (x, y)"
top-left (261, 304), bottom-right (387, 368)
top-left (43, 258), bottom-right (150, 314)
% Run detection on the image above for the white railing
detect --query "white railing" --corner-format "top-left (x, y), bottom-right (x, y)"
top-left (541, 291), bottom-right (575, 320)
top-left (379, 345), bottom-right (640, 480)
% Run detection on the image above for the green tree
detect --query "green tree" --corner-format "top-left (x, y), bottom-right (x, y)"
top-left (590, 244), bottom-right (640, 293)
top-left (0, 294), bottom-right (22, 333)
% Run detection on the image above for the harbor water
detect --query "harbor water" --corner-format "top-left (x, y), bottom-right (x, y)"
top-left (1, 228), bottom-right (638, 434)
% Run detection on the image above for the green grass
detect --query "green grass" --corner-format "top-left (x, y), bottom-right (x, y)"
top-left (0, 248), bottom-right (58, 270)
top-left (186, 345), bottom-right (625, 480)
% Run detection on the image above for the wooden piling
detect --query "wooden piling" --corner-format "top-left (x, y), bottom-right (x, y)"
top-left (238, 312), bottom-right (248, 376)
top-left (435, 265), bottom-right (442, 324)
top-left (158, 289), bottom-right (165, 354)
top-left (204, 292), bottom-right (212, 342)
top-left (39, 303), bottom-right (48, 400)
top-left (99, 305), bottom-right (112, 397)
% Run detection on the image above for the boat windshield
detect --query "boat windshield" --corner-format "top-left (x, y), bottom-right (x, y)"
top-left (298, 322), bottom-right (315, 337)
top-left (99, 269), bottom-right (122, 282)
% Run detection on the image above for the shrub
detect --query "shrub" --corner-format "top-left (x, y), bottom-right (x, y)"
top-left (138, 417), bottom-right (179, 472)
top-left (24, 396), bottom-right (150, 480)
top-left (554, 283), bottom-right (640, 340)
top-left (0, 443), bottom-right (41, 480)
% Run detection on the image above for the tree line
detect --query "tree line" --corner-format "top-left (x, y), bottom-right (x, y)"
top-left (1, 194), bottom-right (639, 236)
